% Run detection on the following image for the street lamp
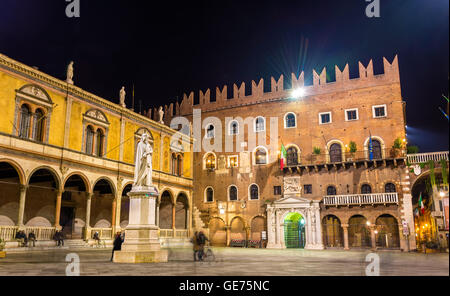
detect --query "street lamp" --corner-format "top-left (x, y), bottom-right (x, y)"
top-left (291, 88), bottom-right (306, 99)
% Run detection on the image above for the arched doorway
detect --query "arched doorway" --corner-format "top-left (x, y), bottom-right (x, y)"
top-left (348, 215), bottom-right (371, 248)
top-left (175, 193), bottom-right (188, 229)
top-left (159, 191), bottom-right (173, 229)
top-left (120, 184), bottom-right (132, 229)
top-left (250, 216), bottom-right (266, 240)
top-left (62, 174), bottom-right (88, 239)
top-left (0, 161), bottom-right (22, 226)
top-left (26, 168), bottom-right (60, 227)
top-left (230, 216), bottom-right (246, 241)
top-left (284, 212), bottom-right (306, 248)
top-left (329, 143), bottom-right (342, 163)
top-left (209, 217), bottom-right (226, 246)
top-left (322, 215), bottom-right (343, 248)
top-left (91, 179), bottom-right (115, 233)
top-left (375, 214), bottom-right (400, 249)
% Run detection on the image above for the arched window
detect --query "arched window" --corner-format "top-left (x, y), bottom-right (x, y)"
top-left (229, 185), bottom-right (238, 201)
top-left (85, 125), bottom-right (94, 155)
top-left (385, 183), bottom-right (396, 193)
top-left (255, 147), bottom-right (267, 165)
top-left (19, 104), bottom-right (31, 138)
top-left (96, 128), bottom-right (104, 157)
top-left (177, 154), bottom-right (183, 176)
top-left (327, 185), bottom-right (337, 196)
top-left (33, 108), bottom-right (45, 142)
top-left (329, 143), bottom-right (342, 163)
top-left (285, 113), bottom-right (296, 128)
top-left (205, 187), bottom-right (214, 202)
top-left (206, 124), bottom-right (215, 139)
top-left (286, 147), bottom-right (298, 165)
top-left (372, 139), bottom-right (382, 159)
top-left (361, 184), bottom-right (372, 194)
top-left (171, 153), bottom-right (177, 175)
top-left (205, 153), bottom-right (216, 169)
top-left (255, 117), bottom-right (265, 132)
top-left (250, 184), bottom-right (259, 200)
top-left (229, 121), bottom-right (239, 135)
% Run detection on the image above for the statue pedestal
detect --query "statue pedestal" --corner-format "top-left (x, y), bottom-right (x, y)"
top-left (113, 186), bottom-right (168, 263)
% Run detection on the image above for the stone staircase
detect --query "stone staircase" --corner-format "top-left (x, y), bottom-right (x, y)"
top-left (192, 205), bottom-right (207, 232)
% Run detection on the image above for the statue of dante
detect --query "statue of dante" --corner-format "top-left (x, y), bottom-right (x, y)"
top-left (119, 86), bottom-right (126, 107)
top-left (134, 133), bottom-right (153, 187)
top-left (66, 61), bottom-right (74, 84)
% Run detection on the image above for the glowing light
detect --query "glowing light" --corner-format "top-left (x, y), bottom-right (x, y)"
top-left (425, 224), bottom-right (428, 227)
top-left (440, 191), bottom-right (445, 197)
top-left (300, 219), bottom-right (305, 225)
top-left (291, 88), bottom-right (305, 98)
top-left (374, 230), bottom-right (378, 234)
top-left (403, 138), bottom-right (406, 142)
top-left (366, 221), bottom-right (371, 226)
top-left (219, 209), bottom-right (225, 214)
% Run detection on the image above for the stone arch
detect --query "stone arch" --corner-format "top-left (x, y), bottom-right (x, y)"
top-left (204, 186), bottom-right (214, 203)
top-left (92, 176), bottom-right (116, 196)
top-left (375, 214), bottom-right (400, 249)
top-left (0, 160), bottom-right (25, 226)
top-left (208, 216), bottom-right (226, 246)
top-left (160, 187), bottom-right (176, 204)
top-left (250, 215), bottom-right (266, 240)
top-left (253, 146), bottom-right (268, 165)
top-left (27, 165), bottom-right (61, 190)
top-left (326, 139), bottom-right (345, 163)
top-left (360, 182), bottom-right (374, 194)
top-left (119, 183), bottom-right (133, 228)
top-left (90, 177), bottom-right (116, 228)
top-left (175, 192), bottom-right (189, 229)
top-left (0, 158), bottom-right (26, 185)
top-left (203, 151), bottom-right (217, 170)
top-left (63, 171), bottom-right (91, 193)
top-left (18, 84), bottom-right (53, 104)
top-left (363, 136), bottom-right (386, 159)
top-left (230, 216), bottom-right (247, 241)
top-left (159, 190), bottom-right (173, 229)
top-left (322, 215), bottom-right (343, 248)
top-left (284, 112), bottom-right (297, 128)
top-left (348, 214), bottom-right (371, 248)
top-left (285, 144), bottom-right (301, 165)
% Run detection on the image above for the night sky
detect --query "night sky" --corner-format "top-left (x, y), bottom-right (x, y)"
top-left (0, 0), bottom-right (448, 152)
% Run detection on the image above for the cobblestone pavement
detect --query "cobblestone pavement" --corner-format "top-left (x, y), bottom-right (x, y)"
top-left (0, 247), bottom-right (448, 276)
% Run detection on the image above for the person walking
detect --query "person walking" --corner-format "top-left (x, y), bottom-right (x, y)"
top-left (111, 232), bottom-right (124, 261)
top-left (191, 231), bottom-right (200, 261)
top-left (197, 231), bottom-right (209, 261)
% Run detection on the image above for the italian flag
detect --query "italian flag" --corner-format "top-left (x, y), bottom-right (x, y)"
top-left (280, 144), bottom-right (287, 170)
top-left (419, 192), bottom-right (425, 215)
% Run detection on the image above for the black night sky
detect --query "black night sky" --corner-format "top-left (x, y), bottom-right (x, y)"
top-left (0, 0), bottom-right (448, 152)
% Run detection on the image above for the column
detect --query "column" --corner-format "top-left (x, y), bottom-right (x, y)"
top-left (226, 226), bottom-right (231, 247)
top-left (172, 203), bottom-right (176, 237)
top-left (370, 225), bottom-right (377, 250)
top-left (111, 197), bottom-right (117, 235)
top-left (17, 185), bottom-right (28, 228)
top-left (306, 209), bottom-right (312, 249)
top-left (342, 224), bottom-right (349, 250)
top-left (54, 190), bottom-right (63, 229)
top-left (314, 206), bottom-right (324, 249)
top-left (115, 195), bottom-right (122, 231)
top-left (84, 192), bottom-right (93, 240)
top-left (63, 96), bottom-right (73, 148)
top-left (275, 210), bottom-right (280, 246)
top-left (156, 199), bottom-right (160, 227)
top-left (186, 207), bottom-right (191, 237)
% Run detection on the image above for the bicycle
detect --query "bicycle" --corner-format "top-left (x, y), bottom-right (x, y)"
top-left (200, 242), bottom-right (215, 262)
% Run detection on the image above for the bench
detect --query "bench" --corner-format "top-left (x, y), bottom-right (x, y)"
top-left (230, 239), bottom-right (246, 247)
top-left (247, 240), bottom-right (262, 248)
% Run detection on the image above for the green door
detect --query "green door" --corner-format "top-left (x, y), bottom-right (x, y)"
top-left (284, 213), bottom-right (306, 248)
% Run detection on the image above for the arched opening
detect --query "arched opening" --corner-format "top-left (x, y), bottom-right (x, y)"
top-left (175, 193), bottom-right (188, 229)
top-left (250, 216), bottom-right (266, 242)
top-left (249, 184), bottom-right (259, 200)
top-left (284, 212), bottom-right (306, 248)
top-left (327, 185), bottom-right (337, 196)
top-left (209, 217), bottom-right (226, 246)
top-left (177, 155), bottom-right (183, 176)
top-left (96, 128), bottom-right (104, 157)
top-left (385, 183), bottom-right (396, 193)
top-left (26, 168), bottom-right (59, 227)
top-left (255, 147), bottom-right (267, 165)
top-left (230, 216), bottom-right (246, 242)
top-left (85, 125), bottom-right (95, 155)
top-left (0, 162), bottom-right (22, 226)
top-left (120, 184), bottom-right (132, 228)
top-left (171, 153), bottom-right (177, 175)
top-left (255, 117), bottom-right (265, 132)
top-left (229, 185), bottom-right (238, 201)
top-left (285, 113), bottom-right (296, 128)
top-left (361, 184), bottom-right (372, 194)
top-left (375, 214), bottom-right (400, 249)
top-left (206, 124), bottom-right (215, 138)
top-left (62, 174), bottom-right (88, 239)
top-left (159, 191), bottom-right (173, 229)
top-left (91, 179), bottom-right (114, 232)
top-left (19, 104), bottom-right (31, 138)
top-left (372, 139), bottom-right (382, 159)
top-left (329, 143), bottom-right (342, 163)
top-left (322, 215), bottom-right (343, 248)
top-left (205, 187), bottom-right (214, 202)
top-left (286, 147), bottom-right (298, 166)
top-left (205, 153), bottom-right (216, 170)
top-left (348, 215), bottom-right (371, 248)
top-left (229, 121), bottom-right (239, 135)
top-left (33, 108), bottom-right (45, 142)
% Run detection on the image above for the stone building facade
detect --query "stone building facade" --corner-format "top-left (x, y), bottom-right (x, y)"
top-left (154, 55), bottom-right (417, 251)
top-left (0, 53), bottom-right (196, 248)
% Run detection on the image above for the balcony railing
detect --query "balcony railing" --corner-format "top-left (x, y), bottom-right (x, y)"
top-left (285, 148), bottom-right (406, 167)
top-left (407, 151), bottom-right (449, 164)
top-left (323, 192), bottom-right (399, 206)
top-left (0, 226), bottom-right (18, 241)
top-left (0, 226), bottom-right (56, 241)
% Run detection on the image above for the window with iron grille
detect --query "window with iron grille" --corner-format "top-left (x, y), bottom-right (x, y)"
top-left (346, 109), bottom-right (358, 121)
top-left (229, 186), bottom-right (238, 201)
top-left (327, 185), bottom-right (337, 195)
top-left (361, 184), bottom-right (372, 194)
top-left (304, 184), bottom-right (312, 194)
top-left (274, 186), bottom-right (282, 195)
top-left (385, 183), bottom-right (396, 193)
top-left (250, 184), bottom-right (259, 200)
top-left (206, 187), bottom-right (214, 202)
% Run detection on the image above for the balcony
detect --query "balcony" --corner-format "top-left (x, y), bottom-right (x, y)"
top-left (407, 151), bottom-right (449, 164)
top-left (323, 192), bottom-right (399, 207)
top-left (284, 148), bottom-right (406, 173)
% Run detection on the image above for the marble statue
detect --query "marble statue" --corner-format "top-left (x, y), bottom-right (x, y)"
top-left (66, 61), bottom-right (74, 84)
top-left (119, 86), bottom-right (126, 108)
top-left (134, 133), bottom-right (153, 187)
top-left (158, 106), bottom-right (164, 124)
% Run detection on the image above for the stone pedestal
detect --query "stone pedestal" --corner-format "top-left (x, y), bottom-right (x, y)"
top-left (113, 186), bottom-right (168, 263)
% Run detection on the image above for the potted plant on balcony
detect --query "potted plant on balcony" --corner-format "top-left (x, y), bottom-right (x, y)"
top-left (348, 141), bottom-right (357, 160)
top-left (391, 138), bottom-right (403, 158)
top-left (0, 238), bottom-right (6, 258)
